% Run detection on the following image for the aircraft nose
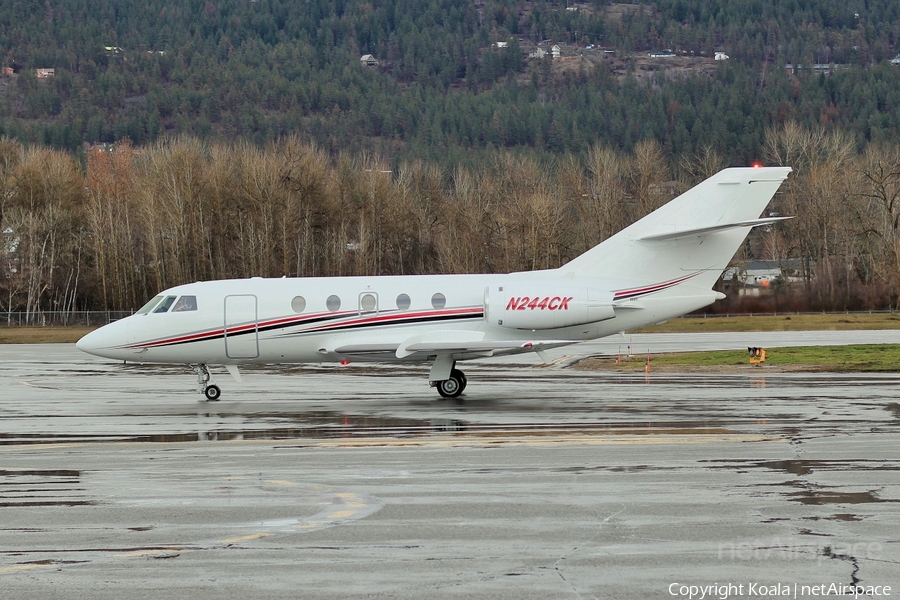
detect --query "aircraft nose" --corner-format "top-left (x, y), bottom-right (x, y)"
top-left (76, 319), bottom-right (130, 358)
top-left (76, 328), bottom-right (105, 355)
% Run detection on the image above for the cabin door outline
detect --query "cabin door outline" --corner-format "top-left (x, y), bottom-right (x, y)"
top-left (224, 294), bottom-right (259, 359)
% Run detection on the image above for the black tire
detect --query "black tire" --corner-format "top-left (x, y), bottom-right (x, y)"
top-left (437, 374), bottom-right (463, 398)
top-left (451, 368), bottom-right (467, 393)
top-left (204, 385), bottom-right (222, 401)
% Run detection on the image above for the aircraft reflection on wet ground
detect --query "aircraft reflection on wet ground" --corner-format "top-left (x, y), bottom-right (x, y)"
top-left (3, 349), bottom-right (900, 445)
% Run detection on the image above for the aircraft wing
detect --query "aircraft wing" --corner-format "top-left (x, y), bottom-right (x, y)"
top-left (399, 339), bottom-right (578, 355)
top-left (332, 332), bottom-right (579, 360)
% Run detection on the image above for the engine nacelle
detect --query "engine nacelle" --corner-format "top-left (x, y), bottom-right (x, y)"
top-left (484, 284), bottom-right (616, 330)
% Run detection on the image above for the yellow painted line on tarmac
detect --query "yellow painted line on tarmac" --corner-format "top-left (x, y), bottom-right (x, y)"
top-left (336, 493), bottom-right (358, 499)
top-left (0, 564), bottom-right (49, 574)
top-left (345, 502), bottom-right (366, 508)
top-left (0, 443), bottom-right (88, 451)
top-left (328, 510), bottom-right (357, 519)
top-left (220, 533), bottom-right (274, 544)
top-left (295, 521), bottom-right (326, 530)
top-left (264, 480), bottom-right (296, 486)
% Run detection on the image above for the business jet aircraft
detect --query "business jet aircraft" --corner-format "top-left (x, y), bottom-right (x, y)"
top-left (77, 166), bottom-right (791, 400)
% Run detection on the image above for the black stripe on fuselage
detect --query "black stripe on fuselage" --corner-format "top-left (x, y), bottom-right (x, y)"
top-left (137, 309), bottom-right (484, 348)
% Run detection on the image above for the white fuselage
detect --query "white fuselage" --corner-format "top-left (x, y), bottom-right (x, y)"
top-left (76, 271), bottom-right (718, 365)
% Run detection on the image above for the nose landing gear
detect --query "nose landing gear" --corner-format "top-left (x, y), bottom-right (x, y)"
top-left (193, 363), bottom-right (221, 401)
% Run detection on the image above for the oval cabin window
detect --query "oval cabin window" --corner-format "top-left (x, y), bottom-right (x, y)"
top-left (431, 293), bottom-right (446, 309)
top-left (360, 293), bottom-right (377, 312)
top-left (291, 296), bottom-right (307, 313)
top-left (326, 295), bottom-right (341, 311)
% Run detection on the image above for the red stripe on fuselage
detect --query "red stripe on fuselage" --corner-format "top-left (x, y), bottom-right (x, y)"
top-left (123, 310), bottom-right (355, 349)
top-left (122, 307), bottom-right (483, 349)
top-left (296, 306), bottom-right (484, 334)
top-left (612, 272), bottom-right (701, 300)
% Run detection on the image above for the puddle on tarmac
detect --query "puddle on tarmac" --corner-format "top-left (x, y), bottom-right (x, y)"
top-left (787, 489), bottom-right (893, 505)
top-left (805, 513), bottom-right (865, 522)
top-left (885, 403), bottom-right (900, 419)
top-left (759, 460), bottom-right (813, 475)
top-left (0, 410), bottom-right (751, 444)
top-left (703, 459), bottom-right (900, 473)
top-left (0, 470), bottom-right (81, 478)
top-left (0, 469), bottom-right (95, 508)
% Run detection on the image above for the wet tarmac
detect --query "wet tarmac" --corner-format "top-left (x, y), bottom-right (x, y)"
top-left (1, 341), bottom-right (899, 599)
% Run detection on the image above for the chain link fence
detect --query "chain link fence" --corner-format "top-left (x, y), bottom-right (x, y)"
top-left (0, 311), bottom-right (133, 327)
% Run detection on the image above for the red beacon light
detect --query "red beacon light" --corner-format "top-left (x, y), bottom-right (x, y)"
top-left (752, 162), bottom-right (763, 168)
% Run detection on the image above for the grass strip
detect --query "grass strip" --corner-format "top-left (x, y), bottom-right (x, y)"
top-left (576, 344), bottom-right (900, 373)
top-left (0, 327), bottom-right (95, 344)
top-left (635, 312), bottom-right (900, 333)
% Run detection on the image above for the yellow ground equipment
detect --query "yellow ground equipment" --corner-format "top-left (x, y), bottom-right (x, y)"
top-left (748, 347), bottom-right (766, 365)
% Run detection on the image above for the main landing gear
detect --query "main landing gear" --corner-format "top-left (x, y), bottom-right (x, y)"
top-left (431, 368), bottom-right (467, 398)
top-left (193, 363), bottom-right (221, 401)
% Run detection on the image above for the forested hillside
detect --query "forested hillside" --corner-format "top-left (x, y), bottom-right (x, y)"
top-left (1, 0), bottom-right (900, 163)
top-left (4, 2), bottom-right (900, 314)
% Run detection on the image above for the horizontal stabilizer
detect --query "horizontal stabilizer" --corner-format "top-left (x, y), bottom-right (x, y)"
top-left (612, 301), bottom-right (644, 310)
top-left (638, 216), bottom-right (793, 242)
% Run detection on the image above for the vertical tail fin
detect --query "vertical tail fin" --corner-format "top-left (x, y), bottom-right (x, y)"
top-left (560, 167), bottom-right (792, 287)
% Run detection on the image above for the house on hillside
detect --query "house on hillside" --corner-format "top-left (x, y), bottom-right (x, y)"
top-left (36, 68), bottom-right (54, 78)
top-left (551, 44), bottom-right (561, 58)
top-left (493, 41), bottom-right (508, 49)
top-left (360, 54), bottom-right (379, 67)
top-left (785, 63), bottom-right (849, 76)
top-left (649, 50), bottom-right (676, 58)
top-left (723, 259), bottom-right (804, 295)
top-left (891, 55), bottom-right (900, 65)
top-left (715, 52), bottom-right (729, 61)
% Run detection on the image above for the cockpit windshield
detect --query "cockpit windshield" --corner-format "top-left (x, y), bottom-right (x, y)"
top-left (153, 296), bottom-right (177, 313)
top-left (136, 294), bottom-right (199, 314)
top-left (136, 295), bottom-right (164, 315)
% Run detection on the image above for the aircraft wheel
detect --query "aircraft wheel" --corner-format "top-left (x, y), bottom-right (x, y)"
top-left (437, 373), bottom-right (464, 398)
top-left (451, 368), bottom-right (467, 393)
top-left (204, 385), bottom-right (222, 401)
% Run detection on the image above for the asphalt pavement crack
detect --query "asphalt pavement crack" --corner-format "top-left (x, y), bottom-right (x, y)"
top-left (821, 545), bottom-right (861, 587)
top-left (552, 503), bottom-right (627, 599)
